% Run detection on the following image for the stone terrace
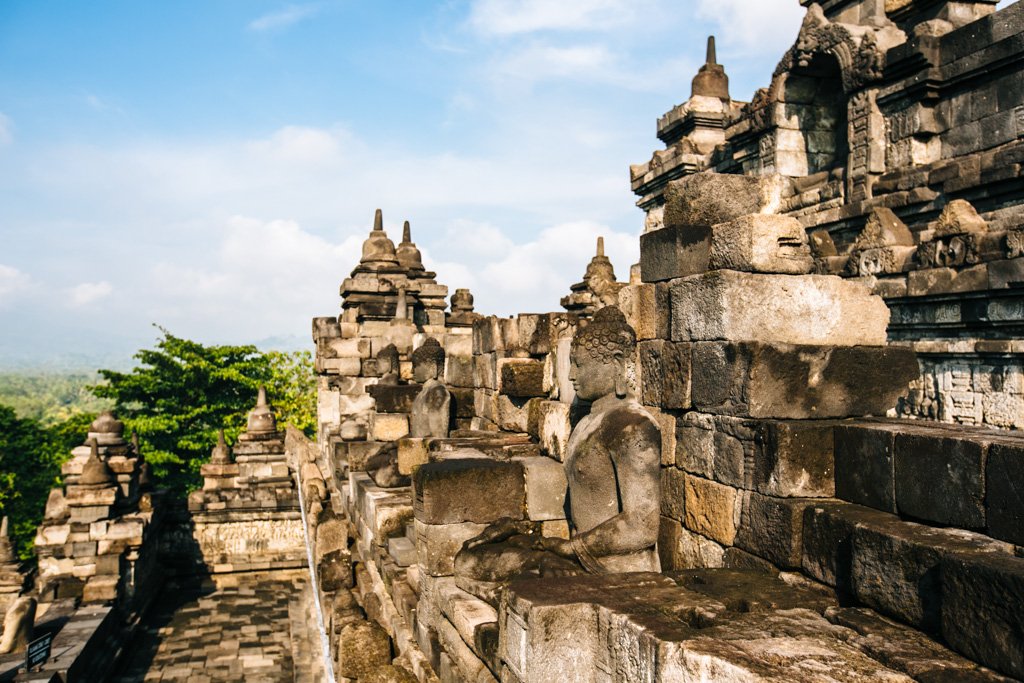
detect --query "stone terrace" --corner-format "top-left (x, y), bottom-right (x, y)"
top-left (108, 571), bottom-right (319, 683)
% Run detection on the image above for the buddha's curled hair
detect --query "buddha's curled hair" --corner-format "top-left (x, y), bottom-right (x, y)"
top-left (412, 337), bottom-right (445, 367)
top-left (571, 307), bottom-right (636, 361)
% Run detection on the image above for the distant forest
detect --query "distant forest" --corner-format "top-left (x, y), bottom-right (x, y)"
top-left (0, 332), bottom-right (315, 560)
top-left (0, 373), bottom-right (113, 425)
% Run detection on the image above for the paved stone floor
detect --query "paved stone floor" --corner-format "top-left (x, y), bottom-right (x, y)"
top-left (110, 570), bottom-right (315, 683)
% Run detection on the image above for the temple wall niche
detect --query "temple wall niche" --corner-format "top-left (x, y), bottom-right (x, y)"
top-left (776, 54), bottom-right (850, 178)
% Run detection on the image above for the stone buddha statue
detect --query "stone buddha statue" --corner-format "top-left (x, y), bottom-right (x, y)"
top-left (409, 338), bottom-right (451, 439)
top-left (454, 307), bottom-right (662, 604)
top-left (376, 343), bottom-right (401, 386)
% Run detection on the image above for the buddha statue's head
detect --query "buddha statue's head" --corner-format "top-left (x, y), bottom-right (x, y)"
top-left (412, 337), bottom-right (445, 383)
top-left (570, 306), bottom-right (636, 402)
top-left (376, 344), bottom-right (400, 377)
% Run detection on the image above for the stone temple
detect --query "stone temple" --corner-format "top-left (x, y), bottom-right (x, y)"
top-left (2, 1), bottom-right (1023, 681)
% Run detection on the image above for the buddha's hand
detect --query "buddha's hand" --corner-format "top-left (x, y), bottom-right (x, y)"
top-left (462, 518), bottom-right (522, 550)
top-left (538, 537), bottom-right (575, 559)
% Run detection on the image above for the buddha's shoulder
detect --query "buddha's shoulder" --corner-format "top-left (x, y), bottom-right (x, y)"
top-left (594, 400), bottom-right (660, 435)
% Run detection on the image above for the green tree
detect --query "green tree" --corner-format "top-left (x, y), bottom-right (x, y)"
top-left (0, 407), bottom-right (91, 559)
top-left (93, 328), bottom-right (314, 497)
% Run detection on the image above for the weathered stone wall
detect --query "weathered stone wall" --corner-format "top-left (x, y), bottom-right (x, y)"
top-left (633, 0), bottom-right (1024, 430)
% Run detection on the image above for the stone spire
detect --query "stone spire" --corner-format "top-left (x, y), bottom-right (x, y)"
top-left (691, 36), bottom-right (730, 101)
top-left (396, 221), bottom-right (425, 273)
top-left (447, 287), bottom-right (482, 327)
top-left (80, 439), bottom-right (114, 487)
top-left (359, 209), bottom-right (399, 268)
top-left (561, 237), bottom-right (626, 318)
top-left (210, 429), bottom-right (234, 465)
top-left (246, 387), bottom-right (278, 434)
top-left (88, 410), bottom-right (126, 447)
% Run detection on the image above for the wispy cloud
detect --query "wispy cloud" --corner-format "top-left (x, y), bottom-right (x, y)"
top-left (467, 0), bottom-right (642, 36)
top-left (695, 0), bottom-right (805, 56)
top-left (85, 94), bottom-right (125, 115)
top-left (247, 4), bottom-right (320, 32)
top-left (0, 265), bottom-right (30, 305)
top-left (69, 281), bottom-right (113, 306)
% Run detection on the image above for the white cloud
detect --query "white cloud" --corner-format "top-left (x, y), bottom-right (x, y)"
top-left (695, 0), bottom-right (805, 56)
top-left (427, 219), bottom-right (639, 315)
top-left (247, 4), bottom-right (320, 32)
top-left (69, 281), bottom-right (112, 306)
top-left (467, 0), bottom-right (640, 36)
top-left (244, 125), bottom-right (344, 164)
top-left (0, 265), bottom-right (30, 305)
top-left (0, 113), bottom-right (12, 146)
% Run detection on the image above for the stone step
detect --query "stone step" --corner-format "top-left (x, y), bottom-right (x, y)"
top-left (802, 501), bottom-right (1023, 679)
top-left (388, 536), bottom-right (416, 567)
top-left (834, 420), bottom-right (1024, 540)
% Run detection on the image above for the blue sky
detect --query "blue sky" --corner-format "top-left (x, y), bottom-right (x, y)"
top-left (2, 0), bottom-right (985, 368)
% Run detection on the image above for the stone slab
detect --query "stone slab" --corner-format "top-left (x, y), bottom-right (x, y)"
top-left (683, 475), bottom-right (739, 546)
top-left (368, 384), bottom-right (422, 413)
top-left (663, 172), bottom-right (785, 228)
top-left (498, 359), bottom-right (546, 399)
top-left (671, 270), bottom-right (890, 346)
top-left (413, 459), bottom-right (526, 525)
top-left (986, 442), bottom-right (1024, 545)
top-left (894, 431), bottom-right (985, 529)
top-left (941, 551), bottom-right (1024, 680)
top-left (834, 424), bottom-right (898, 513)
top-left (754, 420), bottom-right (836, 498)
top-left (690, 342), bottom-right (920, 419)
top-left (415, 519), bottom-right (489, 577)
top-left (638, 340), bottom-right (691, 410)
top-left (512, 456), bottom-right (567, 522)
top-left (736, 492), bottom-right (823, 569)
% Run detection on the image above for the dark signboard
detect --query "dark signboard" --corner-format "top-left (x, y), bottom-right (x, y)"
top-left (25, 632), bottom-right (53, 670)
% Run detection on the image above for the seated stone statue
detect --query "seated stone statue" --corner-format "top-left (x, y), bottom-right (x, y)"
top-left (454, 307), bottom-right (661, 605)
top-left (409, 337), bottom-right (451, 438)
top-left (376, 343), bottom-right (401, 385)
top-left (367, 338), bottom-right (451, 488)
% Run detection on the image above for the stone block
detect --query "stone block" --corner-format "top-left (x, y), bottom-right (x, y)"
top-left (941, 552), bottom-right (1024, 680)
top-left (639, 223), bottom-right (712, 283)
top-left (683, 475), bottom-right (739, 546)
top-left (642, 214), bottom-right (813, 281)
top-left (498, 359), bottom-right (546, 398)
top-left (445, 355), bottom-right (475, 388)
top-left (658, 516), bottom-right (724, 570)
top-left (894, 431), bottom-right (985, 528)
top-left (638, 340), bottom-right (691, 409)
top-left (801, 502), bottom-right (888, 592)
top-left (736, 492), bottom-right (821, 569)
top-left (473, 317), bottom-right (503, 354)
top-left (368, 384), bottom-right (422, 413)
top-left (617, 283), bottom-right (669, 340)
top-left (338, 621), bottom-right (392, 678)
top-left (674, 412), bottom-right (754, 486)
top-left (371, 413), bottom-right (409, 442)
top-left (754, 420), bottom-right (835, 498)
top-left (709, 214), bottom-right (813, 274)
top-left (834, 424), bottom-right (898, 513)
top-left (690, 342), bottom-right (919, 419)
top-left (397, 438), bottom-right (430, 475)
top-left (415, 520), bottom-right (489, 577)
top-left (413, 459), bottom-right (525, 525)
top-left (513, 456), bottom-right (567, 522)
top-left (473, 352), bottom-right (497, 391)
top-left (538, 401), bottom-right (571, 461)
top-left (670, 271), bottom-right (890, 346)
top-left (663, 172), bottom-right (785, 228)
top-left (660, 467), bottom-right (686, 521)
top-left (495, 395), bottom-right (529, 433)
top-left (986, 442), bottom-right (1024, 545)
top-left (341, 441), bottom-right (385, 472)
top-left (851, 514), bottom-right (1012, 631)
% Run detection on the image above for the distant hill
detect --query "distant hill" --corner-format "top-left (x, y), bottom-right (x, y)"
top-left (0, 373), bottom-right (113, 426)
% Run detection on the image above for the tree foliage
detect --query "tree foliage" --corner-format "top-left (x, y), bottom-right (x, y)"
top-left (0, 407), bottom-right (93, 559)
top-left (92, 328), bottom-right (314, 497)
